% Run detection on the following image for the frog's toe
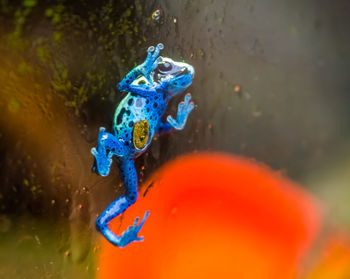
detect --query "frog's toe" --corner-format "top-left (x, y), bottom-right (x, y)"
top-left (177, 101), bottom-right (185, 113)
top-left (97, 166), bottom-right (110, 177)
top-left (184, 93), bottom-right (192, 103)
top-left (147, 45), bottom-right (155, 53)
top-left (99, 160), bottom-right (112, 176)
top-left (98, 127), bottom-right (106, 137)
top-left (185, 101), bottom-right (195, 113)
top-left (156, 43), bottom-right (164, 50)
top-left (91, 147), bottom-right (98, 157)
top-left (151, 43), bottom-right (164, 59)
top-left (183, 94), bottom-right (195, 114)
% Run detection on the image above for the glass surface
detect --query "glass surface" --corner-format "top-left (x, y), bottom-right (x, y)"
top-left (0, 0), bottom-right (350, 278)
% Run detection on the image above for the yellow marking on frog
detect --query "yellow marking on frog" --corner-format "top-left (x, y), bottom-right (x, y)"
top-left (133, 120), bottom-right (149, 150)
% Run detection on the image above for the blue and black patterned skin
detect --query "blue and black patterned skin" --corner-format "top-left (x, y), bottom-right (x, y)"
top-left (91, 43), bottom-right (195, 247)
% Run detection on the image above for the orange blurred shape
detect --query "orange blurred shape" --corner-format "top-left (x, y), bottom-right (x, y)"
top-left (305, 234), bottom-right (350, 278)
top-left (98, 153), bottom-right (322, 279)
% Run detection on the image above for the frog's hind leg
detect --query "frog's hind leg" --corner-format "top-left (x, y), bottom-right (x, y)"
top-left (91, 127), bottom-right (128, 176)
top-left (96, 159), bottom-right (149, 247)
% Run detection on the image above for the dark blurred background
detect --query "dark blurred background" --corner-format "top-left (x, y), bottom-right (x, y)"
top-left (0, 0), bottom-right (349, 278)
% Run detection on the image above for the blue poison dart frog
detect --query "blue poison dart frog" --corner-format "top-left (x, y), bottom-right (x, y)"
top-left (91, 43), bottom-right (195, 247)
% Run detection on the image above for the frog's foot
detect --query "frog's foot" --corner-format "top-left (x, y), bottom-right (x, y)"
top-left (146, 43), bottom-right (164, 67)
top-left (91, 127), bottom-right (112, 176)
top-left (141, 43), bottom-right (164, 79)
top-left (91, 147), bottom-right (112, 176)
top-left (98, 210), bottom-right (150, 248)
top-left (117, 211), bottom-right (150, 247)
top-left (167, 93), bottom-right (194, 130)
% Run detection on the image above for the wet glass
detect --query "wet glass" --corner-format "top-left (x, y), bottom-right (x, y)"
top-left (0, 0), bottom-right (350, 278)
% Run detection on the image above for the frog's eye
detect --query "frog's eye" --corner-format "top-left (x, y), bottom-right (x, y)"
top-left (158, 62), bottom-right (173, 72)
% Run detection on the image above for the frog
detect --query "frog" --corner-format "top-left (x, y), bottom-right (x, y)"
top-left (91, 43), bottom-right (195, 247)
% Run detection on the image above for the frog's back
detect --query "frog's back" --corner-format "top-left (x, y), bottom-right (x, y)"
top-left (113, 93), bottom-right (166, 151)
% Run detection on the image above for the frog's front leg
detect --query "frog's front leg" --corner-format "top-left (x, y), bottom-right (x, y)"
top-left (96, 159), bottom-right (149, 248)
top-left (117, 43), bottom-right (163, 92)
top-left (159, 93), bottom-right (194, 135)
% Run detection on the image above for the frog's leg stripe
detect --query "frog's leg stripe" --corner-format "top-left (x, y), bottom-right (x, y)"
top-left (96, 159), bottom-right (139, 247)
top-left (91, 127), bottom-right (129, 176)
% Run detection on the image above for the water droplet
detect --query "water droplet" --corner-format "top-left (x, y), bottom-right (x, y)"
top-left (234, 85), bottom-right (241, 93)
top-left (34, 235), bottom-right (41, 245)
top-left (152, 9), bottom-right (161, 21)
top-left (252, 106), bottom-right (262, 117)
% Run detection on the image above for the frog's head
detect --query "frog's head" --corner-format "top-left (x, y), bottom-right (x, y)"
top-left (152, 57), bottom-right (195, 98)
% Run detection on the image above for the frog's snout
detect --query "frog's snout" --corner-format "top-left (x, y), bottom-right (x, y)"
top-left (184, 65), bottom-right (195, 78)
